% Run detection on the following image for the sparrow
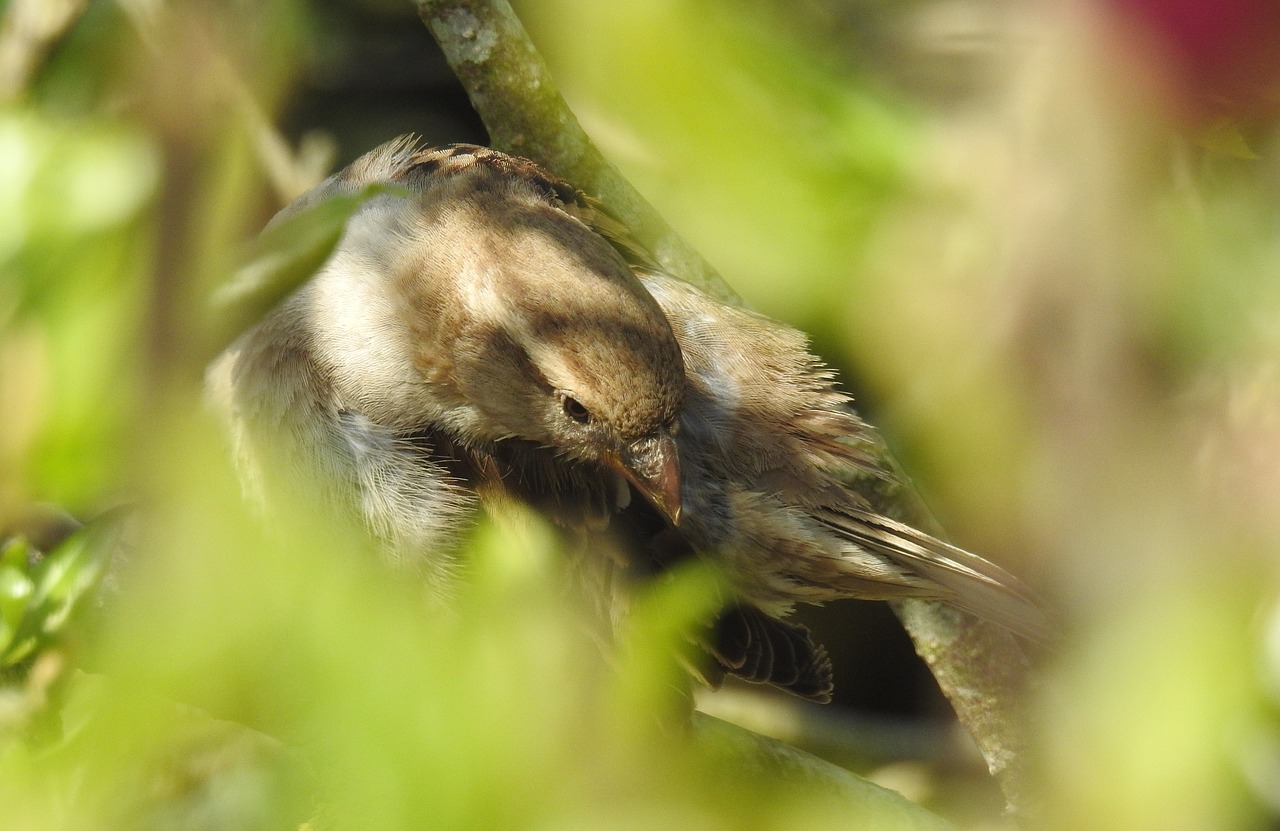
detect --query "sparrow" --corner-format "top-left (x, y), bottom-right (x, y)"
top-left (209, 136), bottom-right (1045, 703)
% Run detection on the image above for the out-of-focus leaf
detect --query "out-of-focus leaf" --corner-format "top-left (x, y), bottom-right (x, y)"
top-left (695, 712), bottom-right (954, 831)
top-left (0, 516), bottom-right (113, 668)
top-left (1195, 121), bottom-right (1261, 160)
top-left (0, 538), bottom-right (37, 655)
top-left (612, 559), bottom-right (727, 725)
top-left (0, 113), bottom-right (156, 286)
top-left (0, 112), bottom-right (156, 513)
top-left (207, 182), bottom-right (401, 354)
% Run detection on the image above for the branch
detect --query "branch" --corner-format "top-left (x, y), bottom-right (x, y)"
top-left (692, 712), bottom-right (951, 829)
top-left (0, 0), bottom-right (88, 101)
top-left (414, 0), bottom-right (1036, 817)
top-left (413, 0), bottom-right (733, 300)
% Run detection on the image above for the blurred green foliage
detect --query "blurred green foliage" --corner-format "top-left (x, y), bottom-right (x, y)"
top-left (3, 0), bottom-right (1280, 829)
top-left (0, 521), bottom-right (109, 669)
top-left (0, 112), bottom-right (155, 511)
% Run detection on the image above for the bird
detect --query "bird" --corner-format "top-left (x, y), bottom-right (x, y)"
top-left (209, 136), bottom-right (1046, 703)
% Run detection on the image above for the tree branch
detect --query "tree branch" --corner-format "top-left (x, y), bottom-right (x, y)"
top-left (414, 0), bottom-right (732, 299)
top-left (414, 0), bottom-right (1036, 817)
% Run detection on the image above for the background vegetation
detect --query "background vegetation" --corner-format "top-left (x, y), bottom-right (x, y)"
top-left (2, 0), bottom-right (1279, 828)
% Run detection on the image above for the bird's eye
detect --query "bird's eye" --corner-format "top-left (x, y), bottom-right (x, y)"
top-left (562, 396), bottom-right (591, 424)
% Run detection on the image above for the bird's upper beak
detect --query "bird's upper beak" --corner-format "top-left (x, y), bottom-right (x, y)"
top-left (610, 434), bottom-right (682, 525)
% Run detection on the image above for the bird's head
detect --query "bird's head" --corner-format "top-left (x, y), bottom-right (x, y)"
top-left (273, 140), bottom-right (686, 522)
top-left (384, 159), bottom-right (687, 523)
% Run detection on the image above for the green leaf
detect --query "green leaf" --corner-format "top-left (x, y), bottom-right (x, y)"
top-left (1195, 120), bottom-right (1261, 160)
top-left (207, 182), bottom-right (403, 353)
top-left (0, 516), bottom-right (115, 668)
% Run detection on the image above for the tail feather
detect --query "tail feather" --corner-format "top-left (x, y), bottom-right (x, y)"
top-left (816, 507), bottom-right (1050, 643)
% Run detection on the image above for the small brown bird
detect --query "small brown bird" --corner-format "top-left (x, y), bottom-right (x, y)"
top-left (210, 136), bottom-right (1044, 702)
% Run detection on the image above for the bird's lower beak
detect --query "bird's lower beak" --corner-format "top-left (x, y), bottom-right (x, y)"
top-left (610, 435), bottom-right (682, 525)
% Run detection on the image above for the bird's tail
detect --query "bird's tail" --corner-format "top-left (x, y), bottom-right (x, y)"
top-left (815, 506), bottom-right (1051, 643)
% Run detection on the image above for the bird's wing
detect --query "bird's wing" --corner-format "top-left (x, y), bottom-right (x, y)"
top-left (635, 272), bottom-right (1049, 643)
top-left (700, 603), bottom-right (834, 703)
top-left (637, 272), bottom-right (885, 490)
top-left (812, 506), bottom-right (1049, 642)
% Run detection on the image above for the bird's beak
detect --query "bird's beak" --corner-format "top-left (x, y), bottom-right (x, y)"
top-left (610, 435), bottom-right (682, 525)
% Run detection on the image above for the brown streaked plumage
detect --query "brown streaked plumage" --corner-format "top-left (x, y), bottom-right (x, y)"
top-left (210, 137), bottom-right (1046, 703)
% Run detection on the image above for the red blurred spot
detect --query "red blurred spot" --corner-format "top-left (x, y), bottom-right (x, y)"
top-left (1107, 0), bottom-right (1280, 122)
